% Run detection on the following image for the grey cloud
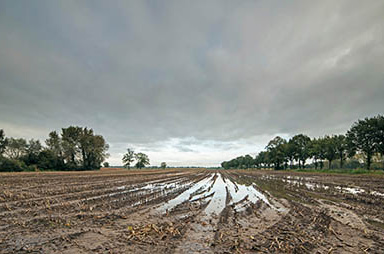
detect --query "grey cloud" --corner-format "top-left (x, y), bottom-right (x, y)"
top-left (0, 0), bottom-right (383, 166)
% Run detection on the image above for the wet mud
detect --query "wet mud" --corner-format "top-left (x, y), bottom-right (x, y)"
top-left (0, 169), bottom-right (383, 253)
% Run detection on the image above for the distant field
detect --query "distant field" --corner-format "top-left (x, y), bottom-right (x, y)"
top-left (100, 167), bottom-right (124, 171)
top-left (1, 169), bottom-right (383, 253)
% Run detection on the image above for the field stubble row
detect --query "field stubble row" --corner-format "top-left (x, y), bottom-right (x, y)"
top-left (0, 169), bottom-right (383, 253)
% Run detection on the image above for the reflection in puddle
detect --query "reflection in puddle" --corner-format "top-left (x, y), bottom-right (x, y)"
top-left (157, 173), bottom-right (274, 216)
top-left (281, 178), bottom-right (330, 191)
top-left (271, 175), bottom-right (384, 198)
top-left (157, 174), bottom-right (215, 212)
top-left (225, 180), bottom-right (272, 212)
top-left (371, 191), bottom-right (384, 197)
top-left (204, 174), bottom-right (227, 216)
top-left (85, 178), bottom-right (188, 203)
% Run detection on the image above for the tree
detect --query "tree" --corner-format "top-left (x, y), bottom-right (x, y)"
top-left (0, 129), bottom-right (7, 156)
top-left (0, 157), bottom-right (25, 172)
top-left (58, 127), bottom-right (109, 170)
top-left (323, 136), bottom-right (337, 169)
top-left (61, 126), bottom-right (82, 167)
top-left (221, 161), bottom-right (230, 169)
top-left (37, 150), bottom-right (58, 170)
top-left (221, 115), bottom-right (384, 171)
top-left (45, 131), bottom-right (64, 168)
top-left (122, 148), bottom-right (135, 169)
top-left (309, 138), bottom-right (326, 169)
top-left (256, 151), bottom-right (270, 168)
top-left (284, 142), bottom-right (296, 169)
top-left (135, 153), bottom-right (150, 169)
top-left (347, 117), bottom-right (378, 169)
top-left (79, 127), bottom-right (94, 169)
top-left (103, 162), bottom-right (110, 167)
top-left (4, 138), bottom-right (27, 160)
top-left (290, 134), bottom-right (311, 169)
top-left (266, 136), bottom-right (287, 170)
top-left (334, 135), bottom-right (347, 168)
top-left (160, 162), bottom-right (167, 169)
top-left (243, 154), bottom-right (255, 168)
top-left (24, 139), bottom-right (43, 165)
top-left (0, 126), bottom-right (108, 172)
top-left (88, 135), bottom-right (109, 169)
top-left (373, 115), bottom-right (384, 168)
top-left (78, 128), bottom-right (109, 169)
top-left (46, 131), bottom-right (62, 157)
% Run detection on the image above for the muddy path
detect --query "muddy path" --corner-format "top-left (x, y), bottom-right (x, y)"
top-left (0, 169), bottom-right (383, 253)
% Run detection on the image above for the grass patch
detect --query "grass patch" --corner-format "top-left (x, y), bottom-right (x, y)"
top-left (290, 168), bottom-right (384, 175)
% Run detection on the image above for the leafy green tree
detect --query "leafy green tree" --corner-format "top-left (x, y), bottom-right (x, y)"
top-left (373, 115), bottom-right (384, 168)
top-left (135, 152), bottom-right (150, 169)
top-left (284, 142), bottom-right (296, 169)
top-left (290, 134), bottom-right (311, 169)
top-left (45, 131), bottom-right (64, 167)
top-left (0, 126), bottom-right (108, 172)
top-left (103, 162), bottom-right (110, 167)
top-left (4, 138), bottom-right (27, 160)
top-left (79, 127), bottom-right (94, 169)
top-left (222, 159), bottom-right (239, 169)
top-left (222, 115), bottom-right (384, 171)
top-left (160, 162), bottom-right (167, 169)
top-left (257, 151), bottom-right (270, 168)
top-left (37, 150), bottom-right (58, 170)
top-left (266, 136), bottom-right (287, 170)
top-left (86, 135), bottom-right (109, 169)
top-left (347, 117), bottom-right (378, 169)
top-left (243, 154), bottom-right (255, 168)
top-left (334, 135), bottom-right (347, 168)
top-left (0, 157), bottom-right (25, 172)
top-left (122, 148), bottom-right (135, 169)
top-left (61, 126), bottom-right (82, 167)
top-left (59, 126), bottom-right (109, 170)
top-left (46, 131), bottom-right (62, 157)
top-left (0, 129), bottom-right (7, 156)
top-left (309, 138), bottom-right (326, 169)
top-left (77, 128), bottom-right (109, 169)
top-left (323, 136), bottom-right (337, 169)
top-left (24, 139), bottom-right (43, 165)
top-left (235, 156), bottom-right (245, 168)
top-left (222, 154), bottom-right (257, 169)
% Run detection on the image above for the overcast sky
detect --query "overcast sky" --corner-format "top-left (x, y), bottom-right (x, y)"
top-left (1, 1), bottom-right (384, 166)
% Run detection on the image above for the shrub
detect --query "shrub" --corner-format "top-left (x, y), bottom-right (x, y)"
top-left (0, 157), bottom-right (25, 172)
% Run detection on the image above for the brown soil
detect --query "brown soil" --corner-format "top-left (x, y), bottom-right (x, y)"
top-left (0, 169), bottom-right (383, 253)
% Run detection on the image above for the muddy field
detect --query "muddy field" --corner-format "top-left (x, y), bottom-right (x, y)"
top-left (0, 169), bottom-right (383, 254)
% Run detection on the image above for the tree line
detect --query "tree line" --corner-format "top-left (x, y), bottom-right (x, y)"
top-left (0, 126), bottom-right (109, 172)
top-left (221, 115), bottom-right (384, 170)
top-left (120, 149), bottom-right (169, 169)
top-left (122, 148), bottom-right (150, 169)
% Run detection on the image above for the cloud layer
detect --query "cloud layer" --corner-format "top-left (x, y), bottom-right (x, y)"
top-left (1, 1), bottom-right (383, 166)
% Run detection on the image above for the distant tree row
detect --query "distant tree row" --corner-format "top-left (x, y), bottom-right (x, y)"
top-left (122, 148), bottom-right (150, 169)
top-left (222, 115), bottom-right (384, 170)
top-left (0, 126), bottom-right (109, 172)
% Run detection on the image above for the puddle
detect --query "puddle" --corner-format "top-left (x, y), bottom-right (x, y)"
top-left (157, 174), bottom-right (215, 212)
top-left (115, 177), bottom-right (187, 191)
top-left (84, 178), bottom-right (189, 203)
top-left (204, 174), bottom-right (228, 216)
top-left (272, 175), bottom-right (384, 198)
top-left (281, 178), bottom-right (330, 191)
top-left (335, 186), bottom-right (365, 195)
top-left (157, 173), bottom-right (274, 216)
top-left (371, 191), bottom-right (384, 197)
